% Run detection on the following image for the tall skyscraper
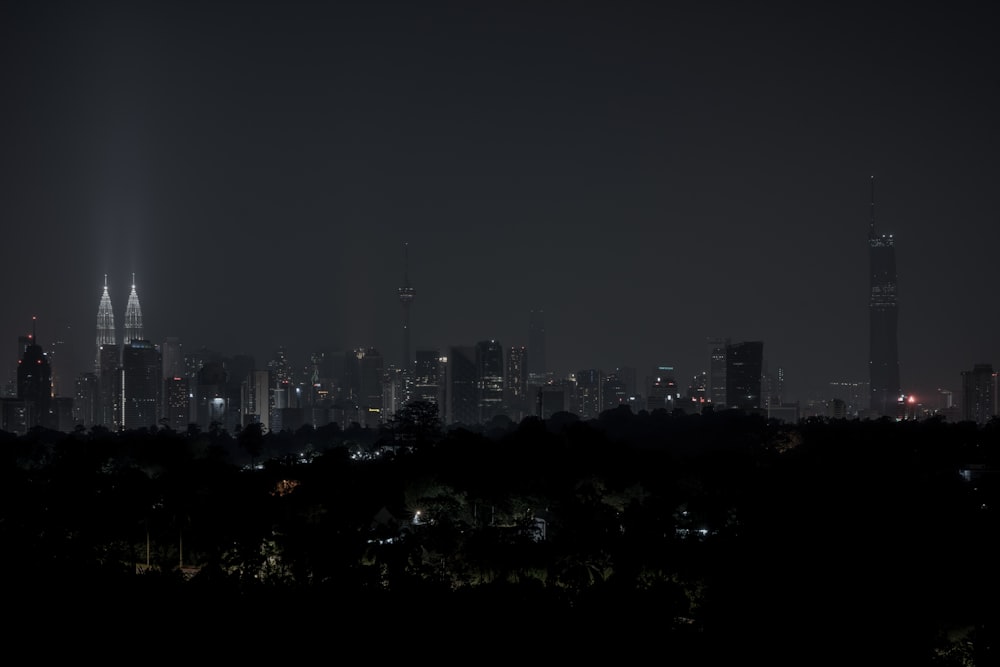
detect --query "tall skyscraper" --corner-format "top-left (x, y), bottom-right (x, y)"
top-left (602, 371), bottom-right (629, 412)
top-left (121, 339), bottom-right (161, 430)
top-left (708, 337), bottom-right (729, 407)
top-left (17, 319), bottom-right (53, 429)
top-left (576, 369), bottom-right (603, 420)
top-left (413, 349), bottom-right (443, 409)
top-left (162, 337), bottom-right (184, 380)
top-left (124, 274), bottom-right (143, 345)
top-left (345, 347), bottom-right (383, 428)
top-left (163, 375), bottom-right (190, 432)
top-left (95, 275), bottom-right (116, 373)
top-left (961, 363), bottom-right (996, 424)
top-left (726, 341), bottom-right (763, 412)
top-left (398, 242), bottom-right (415, 373)
top-left (475, 339), bottom-right (504, 424)
top-left (73, 372), bottom-right (99, 428)
top-left (98, 344), bottom-right (122, 429)
top-left (646, 366), bottom-right (679, 412)
top-left (868, 177), bottom-right (900, 417)
top-left (446, 345), bottom-right (477, 426)
top-left (505, 345), bottom-right (528, 421)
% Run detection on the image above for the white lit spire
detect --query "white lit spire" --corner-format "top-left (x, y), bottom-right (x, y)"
top-left (95, 274), bottom-right (116, 372)
top-left (124, 273), bottom-right (143, 344)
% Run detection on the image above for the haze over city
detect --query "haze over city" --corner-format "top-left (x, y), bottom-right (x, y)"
top-left (2, 1), bottom-right (998, 406)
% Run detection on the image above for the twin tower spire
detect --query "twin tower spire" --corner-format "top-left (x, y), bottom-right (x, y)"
top-left (94, 274), bottom-right (144, 372)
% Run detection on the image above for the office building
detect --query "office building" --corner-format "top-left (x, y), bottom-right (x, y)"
top-left (726, 341), bottom-right (763, 412)
top-left (476, 339), bottom-right (504, 424)
top-left (708, 337), bottom-right (729, 407)
top-left (121, 339), bottom-right (161, 430)
top-left (868, 178), bottom-right (901, 416)
top-left (16, 322), bottom-right (54, 430)
top-left (961, 363), bottom-right (995, 424)
top-left (447, 345), bottom-right (477, 426)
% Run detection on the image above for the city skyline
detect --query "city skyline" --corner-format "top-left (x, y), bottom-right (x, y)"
top-left (2, 2), bottom-right (999, 406)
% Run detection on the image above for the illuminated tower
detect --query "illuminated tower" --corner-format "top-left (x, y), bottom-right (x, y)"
top-left (867, 177), bottom-right (900, 416)
top-left (95, 275), bottom-right (116, 373)
top-left (398, 243), bottom-right (415, 373)
top-left (124, 273), bottom-right (143, 345)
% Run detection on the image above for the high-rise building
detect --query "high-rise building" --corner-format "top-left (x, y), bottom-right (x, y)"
top-left (398, 242), bottom-right (415, 379)
top-left (646, 366), bottom-right (679, 412)
top-left (17, 320), bottom-right (54, 430)
top-left (98, 344), bottom-right (121, 430)
top-left (576, 369), bottom-right (603, 420)
top-left (726, 341), bottom-right (763, 412)
top-left (73, 372), bottom-right (99, 428)
top-left (162, 337), bottom-right (184, 381)
top-left (476, 340), bottom-right (504, 424)
top-left (528, 309), bottom-right (546, 379)
top-left (961, 363), bottom-right (996, 424)
top-left (244, 369), bottom-right (271, 432)
top-left (413, 349), bottom-right (443, 410)
top-left (601, 372), bottom-right (629, 412)
top-left (121, 339), bottom-right (161, 430)
top-left (95, 275), bottom-right (116, 373)
top-left (124, 274), bottom-right (143, 345)
top-left (344, 347), bottom-right (384, 428)
top-left (708, 337), bottom-right (729, 407)
top-left (868, 177), bottom-right (901, 417)
top-left (505, 345), bottom-right (528, 422)
top-left (686, 371), bottom-right (709, 409)
top-left (446, 345), bottom-right (477, 426)
top-left (163, 376), bottom-right (190, 432)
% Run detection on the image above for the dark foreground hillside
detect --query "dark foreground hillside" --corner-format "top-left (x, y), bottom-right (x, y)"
top-left (2, 408), bottom-right (998, 664)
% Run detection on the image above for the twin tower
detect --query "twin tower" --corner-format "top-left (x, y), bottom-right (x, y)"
top-left (94, 273), bottom-right (144, 372)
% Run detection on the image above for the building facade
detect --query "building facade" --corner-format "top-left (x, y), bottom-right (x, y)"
top-left (121, 339), bottom-right (161, 430)
top-left (726, 341), bottom-right (763, 412)
top-left (868, 178), bottom-right (901, 416)
top-left (961, 363), bottom-right (995, 424)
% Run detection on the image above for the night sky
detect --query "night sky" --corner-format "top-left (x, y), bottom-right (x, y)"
top-left (2, 1), bottom-right (998, 406)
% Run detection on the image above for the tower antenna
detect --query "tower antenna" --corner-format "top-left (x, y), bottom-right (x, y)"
top-left (403, 242), bottom-right (411, 286)
top-left (869, 175), bottom-right (876, 237)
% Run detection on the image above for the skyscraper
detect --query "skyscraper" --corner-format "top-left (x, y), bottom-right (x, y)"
top-left (398, 243), bottom-right (415, 373)
top-left (707, 337), bottom-right (729, 407)
top-left (576, 368), bottom-right (603, 420)
top-left (646, 366), bottom-right (679, 412)
top-left (124, 274), bottom-right (143, 345)
top-left (505, 345), bottom-right (528, 421)
top-left (868, 177), bottom-right (900, 416)
top-left (413, 349), bottom-right (443, 410)
top-left (446, 345), bottom-right (477, 426)
top-left (95, 275), bottom-right (116, 373)
top-left (121, 339), bottom-right (161, 430)
top-left (475, 339), bottom-right (504, 424)
top-left (961, 363), bottom-right (995, 424)
top-left (726, 341), bottom-right (763, 412)
top-left (17, 319), bottom-right (53, 429)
